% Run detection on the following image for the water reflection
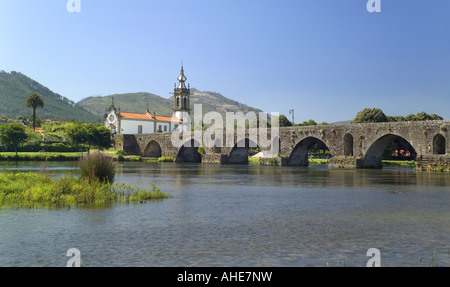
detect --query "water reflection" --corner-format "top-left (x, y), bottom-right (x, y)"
top-left (1, 161), bottom-right (449, 267)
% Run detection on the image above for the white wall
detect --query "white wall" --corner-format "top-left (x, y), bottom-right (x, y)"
top-left (121, 120), bottom-right (155, 134)
top-left (155, 122), bottom-right (170, 133)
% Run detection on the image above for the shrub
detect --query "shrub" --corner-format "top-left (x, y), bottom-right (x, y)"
top-left (78, 151), bottom-right (116, 184)
top-left (157, 156), bottom-right (174, 162)
top-left (198, 146), bottom-right (206, 156)
top-left (116, 149), bottom-right (125, 161)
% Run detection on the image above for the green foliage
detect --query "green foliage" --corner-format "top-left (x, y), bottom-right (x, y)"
top-left (85, 123), bottom-right (113, 151)
top-left (0, 152), bottom-right (83, 161)
top-left (0, 71), bottom-right (100, 122)
top-left (64, 122), bottom-right (88, 146)
top-left (387, 112), bottom-right (444, 122)
top-left (248, 156), bottom-right (260, 165)
top-left (112, 183), bottom-right (170, 203)
top-left (79, 89), bottom-right (264, 121)
top-left (197, 146), bottom-right (206, 155)
top-left (0, 170), bottom-right (169, 208)
top-left (352, 108), bottom-right (388, 123)
top-left (353, 108), bottom-right (443, 124)
top-left (295, 119), bottom-right (318, 126)
top-left (78, 152), bottom-right (116, 184)
top-left (157, 156), bottom-right (174, 162)
top-left (0, 123), bottom-right (28, 155)
top-left (272, 114), bottom-right (292, 127)
top-left (25, 92), bottom-right (45, 131)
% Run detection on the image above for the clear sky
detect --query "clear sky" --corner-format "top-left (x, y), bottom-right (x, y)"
top-left (0, 0), bottom-right (449, 123)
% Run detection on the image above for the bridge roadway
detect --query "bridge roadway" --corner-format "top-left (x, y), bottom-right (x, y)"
top-left (115, 120), bottom-right (450, 170)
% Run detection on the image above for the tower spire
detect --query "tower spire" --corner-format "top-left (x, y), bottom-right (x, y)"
top-left (173, 66), bottom-right (191, 121)
top-left (177, 65), bottom-right (187, 89)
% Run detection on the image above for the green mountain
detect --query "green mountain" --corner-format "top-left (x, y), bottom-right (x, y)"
top-left (77, 92), bottom-right (173, 118)
top-left (0, 71), bottom-right (100, 123)
top-left (77, 88), bottom-right (264, 118)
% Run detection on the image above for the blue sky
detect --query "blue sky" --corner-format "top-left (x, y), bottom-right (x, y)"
top-left (0, 0), bottom-right (449, 123)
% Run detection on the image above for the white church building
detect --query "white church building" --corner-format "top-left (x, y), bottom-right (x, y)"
top-left (104, 67), bottom-right (191, 135)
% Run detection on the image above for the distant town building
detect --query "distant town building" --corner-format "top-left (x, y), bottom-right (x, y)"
top-left (104, 66), bottom-right (190, 135)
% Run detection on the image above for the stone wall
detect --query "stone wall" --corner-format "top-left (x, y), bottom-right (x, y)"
top-left (416, 154), bottom-right (450, 172)
top-left (119, 120), bottom-right (450, 169)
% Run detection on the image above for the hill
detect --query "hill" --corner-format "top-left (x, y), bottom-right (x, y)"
top-left (77, 88), bottom-right (264, 118)
top-left (0, 71), bottom-right (100, 123)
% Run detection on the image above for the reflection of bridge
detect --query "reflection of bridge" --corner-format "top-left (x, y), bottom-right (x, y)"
top-left (114, 120), bottom-right (450, 170)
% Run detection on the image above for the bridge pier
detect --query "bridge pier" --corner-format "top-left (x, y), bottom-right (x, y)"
top-left (329, 157), bottom-right (363, 169)
top-left (116, 120), bottom-right (449, 171)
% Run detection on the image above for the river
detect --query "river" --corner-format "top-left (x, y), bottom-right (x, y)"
top-left (1, 161), bottom-right (449, 267)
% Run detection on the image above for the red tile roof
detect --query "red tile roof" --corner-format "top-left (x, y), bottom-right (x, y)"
top-left (120, 112), bottom-right (182, 123)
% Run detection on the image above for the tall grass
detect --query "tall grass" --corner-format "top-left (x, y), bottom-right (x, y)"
top-left (78, 151), bottom-right (116, 184)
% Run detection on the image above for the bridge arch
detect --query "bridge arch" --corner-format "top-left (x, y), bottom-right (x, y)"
top-left (143, 140), bottom-right (162, 158)
top-left (175, 139), bottom-right (202, 163)
top-left (433, 134), bottom-right (446, 155)
top-left (288, 137), bottom-right (332, 166)
top-left (228, 138), bottom-right (259, 164)
top-left (363, 134), bottom-right (417, 168)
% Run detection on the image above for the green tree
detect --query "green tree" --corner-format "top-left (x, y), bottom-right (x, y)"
top-left (25, 92), bottom-right (45, 132)
top-left (387, 112), bottom-right (443, 122)
top-left (352, 108), bottom-right (388, 123)
top-left (273, 114), bottom-right (292, 127)
top-left (86, 123), bottom-right (113, 153)
top-left (296, 119), bottom-right (318, 126)
top-left (64, 122), bottom-right (88, 148)
top-left (0, 123), bottom-right (28, 156)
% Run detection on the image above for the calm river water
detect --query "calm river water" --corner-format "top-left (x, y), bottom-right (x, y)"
top-left (1, 161), bottom-right (450, 267)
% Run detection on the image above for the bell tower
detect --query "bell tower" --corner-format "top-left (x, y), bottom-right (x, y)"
top-left (173, 66), bottom-right (191, 122)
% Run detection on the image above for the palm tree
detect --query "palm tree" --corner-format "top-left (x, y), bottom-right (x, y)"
top-left (25, 92), bottom-right (45, 132)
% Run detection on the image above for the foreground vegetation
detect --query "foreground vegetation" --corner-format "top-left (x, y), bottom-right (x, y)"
top-left (0, 171), bottom-right (170, 209)
top-left (0, 150), bottom-right (175, 163)
top-left (0, 151), bottom-right (170, 209)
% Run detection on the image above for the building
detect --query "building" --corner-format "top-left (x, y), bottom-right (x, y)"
top-left (104, 66), bottom-right (191, 135)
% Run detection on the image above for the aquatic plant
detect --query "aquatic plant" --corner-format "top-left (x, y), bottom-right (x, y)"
top-left (157, 156), bottom-right (174, 162)
top-left (0, 170), bottom-right (170, 208)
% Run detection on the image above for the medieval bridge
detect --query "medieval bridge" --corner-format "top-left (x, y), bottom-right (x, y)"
top-left (114, 120), bottom-right (450, 170)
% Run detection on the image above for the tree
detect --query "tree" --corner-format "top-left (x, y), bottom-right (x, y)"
top-left (64, 122), bottom-right (88, 148)
top-left (274, 115), bottom-right (293, 127)
top-left (86, 124), bottom-right (113, 153)
top-left (387, 112), bottom-right (443, 122)
top-left (0, 123), bottom-right (28, 156)
top-left (296, 119), bottom-right (318, 126)
top-left (352, 108), bottom-right (388, 123)
top-left (25, 92), bottom-right (44, 132)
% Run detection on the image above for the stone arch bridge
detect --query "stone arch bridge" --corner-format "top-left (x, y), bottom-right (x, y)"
top-left (114, 120), bottom-right (450, 170)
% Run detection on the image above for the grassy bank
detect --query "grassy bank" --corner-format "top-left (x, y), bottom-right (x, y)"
top-left (382, 160), bottom-right (416, 166)
top-left (309, 158), bottom-right (330, 165)
top-left (0, 170), bottom-right (170, 209)
top-left (0, 152), bottom-right (84, 161)
top-left (0, 151), bottom-right (174, 163)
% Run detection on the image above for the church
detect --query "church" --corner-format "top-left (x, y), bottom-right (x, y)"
top-left (104, 67), bottom-right (191, 135)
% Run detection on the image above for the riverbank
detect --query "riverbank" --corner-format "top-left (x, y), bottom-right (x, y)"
top-left (1, 152), bottom-right (418, 169)
top-left (0, 152), bottom-right (174, 163)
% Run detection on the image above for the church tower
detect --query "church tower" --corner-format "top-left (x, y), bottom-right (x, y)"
top-left (173, 66), bottom-right (191, 122)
